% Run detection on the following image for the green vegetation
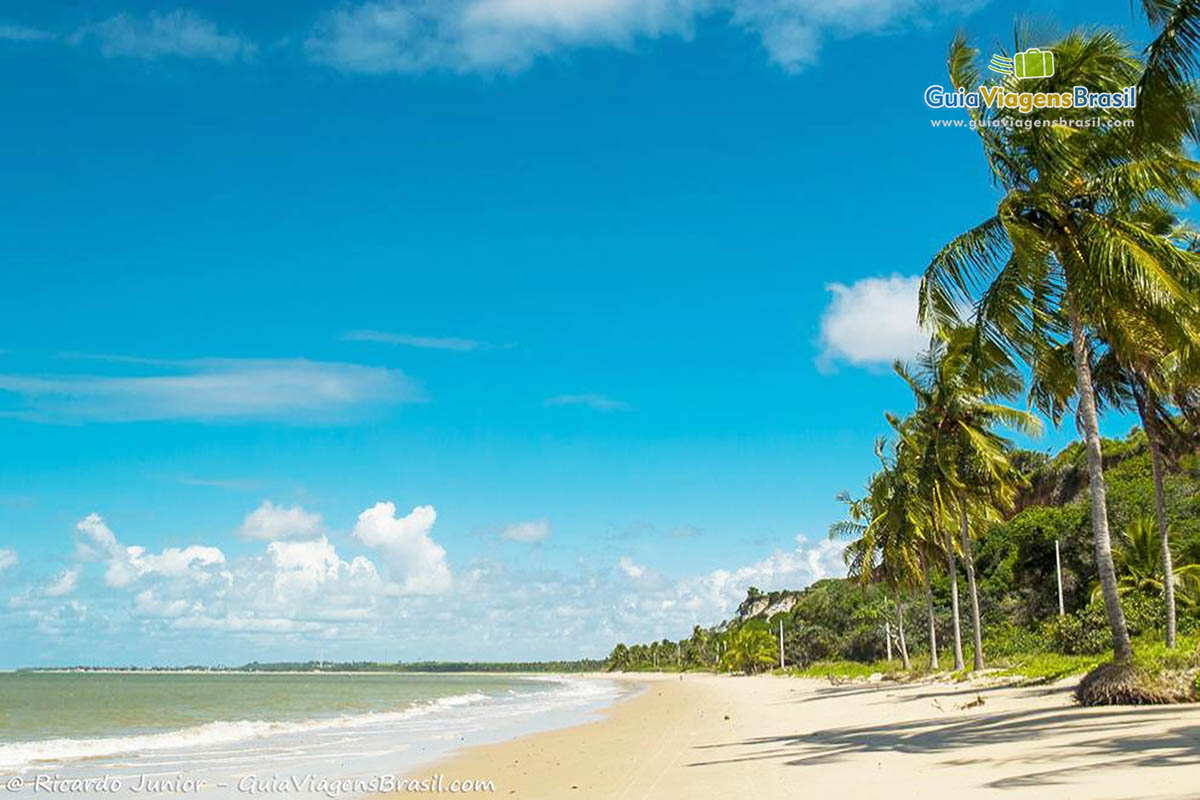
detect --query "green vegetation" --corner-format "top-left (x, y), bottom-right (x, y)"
top-left (607, 436), bottom-right (1200, 694)
top-left (607, 7), bottom-right (1200, 702)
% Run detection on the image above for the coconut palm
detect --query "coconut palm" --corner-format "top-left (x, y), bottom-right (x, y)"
top-left (920, 29), bottom-right (1200, 663)
top-left (1029, 285), bottom-right (1200, 647)
top-left (1138, 0), bottom-right (1200, 141)
top-left (887, 419), bottom-right (966, 670)
top-left (719, 626), bottom-right (779, 674)
top-left (891, 329), bottom-right (1040, 671)
top-left (1090, 516), bottom-right (1200, 606)
top-left (831, 441), bottom-right (933, 670)
top-left (1097, 328), bottom-right (1196, 647)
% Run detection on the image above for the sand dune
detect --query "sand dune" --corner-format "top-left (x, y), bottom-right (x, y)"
top-left (398, 672), bottom-right (1200, 799)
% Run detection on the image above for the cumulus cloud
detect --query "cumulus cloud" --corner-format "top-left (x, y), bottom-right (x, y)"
top-left (342, 330), bottom-right (493, 352)
top-left (502, 519), bottom-right (550, 543)
top-left (239, 501), bottom-right (325, 542)
top-left (618, 555), bottom-right (645, 579)
top-left (817, 274), bottom-right (930, 369)
top-left (0, 548), bottom-right (17, 572)
top-left (675, 536), bottom-right (846, 614)
top-left (73, 513), bottom-right (228, 589)
top-left (14, 508), bottom-right (848, 662)
top-left (0, 357), bottom-right (422, 423)
top-left (74, 513), bottom-right (122, 563)
top-left (71, 9), bottom-right (255, 61)
top-left (544, 393), bottom-right (631, 412)
top-left (353, 502), bottom-right (452, 594)
top-left (44, 568), bottom-right (80, 598)
top-left (305, 0), bottom-right (982, 74)
top-left (32, 512), bottom-right (389, 637)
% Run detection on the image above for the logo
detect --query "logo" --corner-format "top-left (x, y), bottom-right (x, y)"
top-left (989, 48), bottom-right (1055, 80)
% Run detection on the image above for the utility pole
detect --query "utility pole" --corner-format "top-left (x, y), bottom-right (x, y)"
top-left (778, 620), bottom-right (785, 669)
top-left (1055, 539), bottom-right (1065, 616)
top-left (885, 621), bottom-right (893, 661)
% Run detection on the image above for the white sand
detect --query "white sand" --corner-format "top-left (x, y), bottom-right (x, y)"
top-left (395, 672), bottom-right (1200, 799)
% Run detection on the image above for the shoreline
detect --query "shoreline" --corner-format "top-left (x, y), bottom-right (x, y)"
top-left (397, 672), bottom-right (1200, 799)
top-left (1, 674), bottom-right (629, 800)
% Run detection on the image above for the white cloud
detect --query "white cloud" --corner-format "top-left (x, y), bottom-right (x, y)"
top-left (44, 568), bottom-right (80, 598)
top-left (305, 0), bottom-right (696, 74)
top-left (342, 331), bottom-right (492, 352)
top-left (239, 501), bottom-right (325, 542)
top-left (0, 23), bottom-right (53, 41)
top-left (353, 502), bottom-right (452, 594)
top-left (305, 0), bottom-right (982, 74)
top-left (14, 508), bottom-right (848, 662)
top-left (502, 519), bottom-right (550, 543)
top-left (133, 589), bottom-right (195, 619)
top-left (618, 555), bottom-right (645, 579)
top-left (74, 513), bottom-right (122, 562)
top-left (266, 536), bottom-right (384, 600)
top-left (676, 536), bottom-right (845, 614)
top-left (0, 548), bottom-right (17, 572)
top-left (41, 513), bottom-right (389, 636)
top-left (544, 393), bottom-right (631, 412)
top-left (73, 512), bottom-right (227, 589)
top-left (71, 9), bottom-right (255, 61)
top-left (817, 274), bottom-right (930, 369)
top-left (0, 357), bottom-right (422, 423)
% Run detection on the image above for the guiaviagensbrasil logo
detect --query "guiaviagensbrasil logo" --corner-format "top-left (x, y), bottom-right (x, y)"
top-left (989, 48), bottom-right (1055, 80)
top-left (925, 45), bottom-right (1137, 114)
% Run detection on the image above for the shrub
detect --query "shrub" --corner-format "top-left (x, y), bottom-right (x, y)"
top-left (985, 620), bottom-right (1047, 657)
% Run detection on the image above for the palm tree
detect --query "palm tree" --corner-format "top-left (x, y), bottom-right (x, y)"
top-left (1030, 294), bottom-right (1200, 647)
top-left (920, 30), bottom-right (1200, 663)
top-left (1091, 516), bottom-right (1200, 605)
top-left (891, 330), bottom-right (1039, 671)
top-left (1138, 0), bottom-right (1200, 141)
top-left (719, 627), bottom-right (778, 674)
top-left (831, 443), bottom-right (928, 670)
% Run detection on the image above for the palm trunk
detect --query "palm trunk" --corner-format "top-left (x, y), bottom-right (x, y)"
top-left (959, 502), bottom-right (985, 671)
top-left (1069, 310), bottom-right (1133, 663)
top-left (920, 548), bottom-right (939, 670)
top-left (1138, 391), bottom-right (1177, 648)
top-left (943, 528), bottom-right (965, 670)
top-left (895, 591), bottom-right (911, 670)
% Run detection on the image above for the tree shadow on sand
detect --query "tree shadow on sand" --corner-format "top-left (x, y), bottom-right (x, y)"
top-left (687, 704), bottom-right (1200, 789)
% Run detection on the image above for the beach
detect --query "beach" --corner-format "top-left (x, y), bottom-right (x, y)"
top-left (0, 672), bottom-right (630, 800)
top-left (404, 673), bottom-right (1200, 799)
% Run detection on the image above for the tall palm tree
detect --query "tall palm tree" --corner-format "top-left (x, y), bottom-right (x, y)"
top-left (920, 29), bottom-right (1200, 663)
top-left (1030, 293), bottom-right (1200, 647)
top-left (1097, 320), bottom-right (1194, 647)
top-left (831, 442), bottom-right (930, 670)
top-left (889, 424), bottom-right (966, 671)
top-left (891, 330), bottom-right (1040, 671)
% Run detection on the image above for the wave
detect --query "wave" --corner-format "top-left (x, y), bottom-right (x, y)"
top-left (0, 690), bottom-right (493, 772)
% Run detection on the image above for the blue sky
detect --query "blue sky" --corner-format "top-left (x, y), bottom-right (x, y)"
top-left (0, 0), bottom-right (1147, 667)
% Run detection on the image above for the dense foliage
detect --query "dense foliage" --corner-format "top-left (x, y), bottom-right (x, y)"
top-left (606, 433), bottom-right (1200, 673)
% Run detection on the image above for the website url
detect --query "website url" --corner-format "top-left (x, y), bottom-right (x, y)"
top-left (930, 116), bottom-right (1135, 131)
top-left (5, 774), bottom-right (496, 796)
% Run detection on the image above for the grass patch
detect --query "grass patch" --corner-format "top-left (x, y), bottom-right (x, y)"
top-left (784, 659), bottom-right (905, 680)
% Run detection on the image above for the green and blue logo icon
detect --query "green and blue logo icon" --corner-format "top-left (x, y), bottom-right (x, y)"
top-left (989, 48), bottom-right (1055, 80)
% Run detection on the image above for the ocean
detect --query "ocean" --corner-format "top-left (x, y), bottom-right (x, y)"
top-left (0, 671), bottom-right (626, 797)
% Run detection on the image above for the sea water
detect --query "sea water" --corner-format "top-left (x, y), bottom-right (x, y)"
top-left (0, 672), bottom-right (625, 797)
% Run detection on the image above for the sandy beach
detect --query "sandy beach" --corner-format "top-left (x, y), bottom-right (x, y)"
top-left (399, 673), bottom-right (1200, 799)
